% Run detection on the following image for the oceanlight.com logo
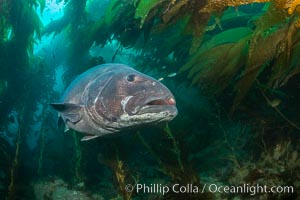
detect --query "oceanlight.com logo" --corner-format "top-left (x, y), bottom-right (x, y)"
top-left (124, 183), bottom-right (294, 196)
top-left (207, 184), bottom-right (294, 196)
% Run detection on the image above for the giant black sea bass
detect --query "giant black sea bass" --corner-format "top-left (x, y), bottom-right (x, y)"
top-left (51, 63), bottom-right (178, 141)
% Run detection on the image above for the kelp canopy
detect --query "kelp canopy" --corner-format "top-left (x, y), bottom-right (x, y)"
top-left (41, 0), bottom-right (300, 131)
top-left (0, 0), bottom-right (45, 117)
top-left (1, 0), bottom-right (299, 122)
top-left (1, 0), bottom-right (300, 199)
top-left (43, 0), bottom-right (300, 107)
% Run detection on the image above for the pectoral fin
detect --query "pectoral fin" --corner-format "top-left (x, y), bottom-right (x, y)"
top-left (55, 114), bottom-right (70, 133)
top-left (64, 125), bottom-right (70, 133)
top-left (58, 115), bottom-right (64, 127)
top-left (81, 135), bottom-right (100, 141)
top-left (50, 103), bottom-right (83, 123)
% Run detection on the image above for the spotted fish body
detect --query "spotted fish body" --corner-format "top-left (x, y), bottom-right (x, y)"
top-left (51, 63), bottom-right (177, 141)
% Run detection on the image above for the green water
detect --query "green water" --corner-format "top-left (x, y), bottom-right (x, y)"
top-left (0, 0), bottom-right (299, 199)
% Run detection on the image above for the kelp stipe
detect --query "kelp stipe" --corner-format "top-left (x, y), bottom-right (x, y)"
top-left (72, 131), bottom-right (84, 184)
top-left (98, 147), bottom-right (138, 200)
top-left (7, 122), bottom-right (21, 200)
top-left (138, 126), bottom-right (214, 199)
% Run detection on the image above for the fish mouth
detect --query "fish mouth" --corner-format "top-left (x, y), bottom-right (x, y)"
top-left (145, 97), bottom-right (176, 106)
top-left (137, 96), bottom-right (177, 116)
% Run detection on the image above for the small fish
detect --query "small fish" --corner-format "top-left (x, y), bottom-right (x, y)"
top-left (167, 72), bottom-right (177, 78)
top-left (51, 63), bottom-right (177, 141)
top-left (269, 98), bottom-right (281, 107)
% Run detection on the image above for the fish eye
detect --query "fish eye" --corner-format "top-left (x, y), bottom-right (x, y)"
top-left (126, 74), bottom-right (136, 82)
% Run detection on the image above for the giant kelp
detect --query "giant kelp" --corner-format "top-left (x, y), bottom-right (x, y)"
top-left (1, 0), bottom-right (299, 199)
top-left (176, 1), bottom-right (300, 112)
top-left (0, 0), bottom-right (44, 116)
top-left (0, 136), bottom-right (13, 197)
top-left (100, 0), bottom-right (300, 113)
top-left (75, 2), bottom-right (300, 198)
top-left (134, 0), bottom-right (210, 53)
top-left (46, 0), bottom-right (300, 173)
top-left (0, 1), bottom-right (61, 199)
top-left (41, 0), bottom-right (300, 109)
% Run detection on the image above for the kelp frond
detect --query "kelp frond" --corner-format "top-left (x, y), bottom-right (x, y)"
top-left (133, 0), bottom-right (300, 54)
top-left (180, 28), bottom-right (251, 94)
top-left (134, 0), bottom-right (210, 53)
top-left (0, 0), bottom-right (12, 43)
top-left (200, 0), bottom-right (269, 13)
top-left (134, 0), bottom-right (161, 27)
top-left (1, 0), bottom-right (43, 45)
top-left (40, 0), bottom-right (300, 111)
top-left (233, 28), bottom-right (287, 107)
top-left (177, 0), bottom-right (300, 110)
top-left (286, 0), bottom-right (300, 13)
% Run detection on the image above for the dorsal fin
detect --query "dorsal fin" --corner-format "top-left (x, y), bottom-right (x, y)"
top-left (50, 103), bottom-right (82, 112)
top-left (50, 103), bottom-right (83, 123)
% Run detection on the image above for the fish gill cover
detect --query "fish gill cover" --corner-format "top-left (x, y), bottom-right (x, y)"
top-left (0, 0), bottom-right (300, 199)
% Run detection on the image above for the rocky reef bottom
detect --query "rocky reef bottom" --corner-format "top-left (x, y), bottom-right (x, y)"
top-left (33, 178), bottom-right (104, 200)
